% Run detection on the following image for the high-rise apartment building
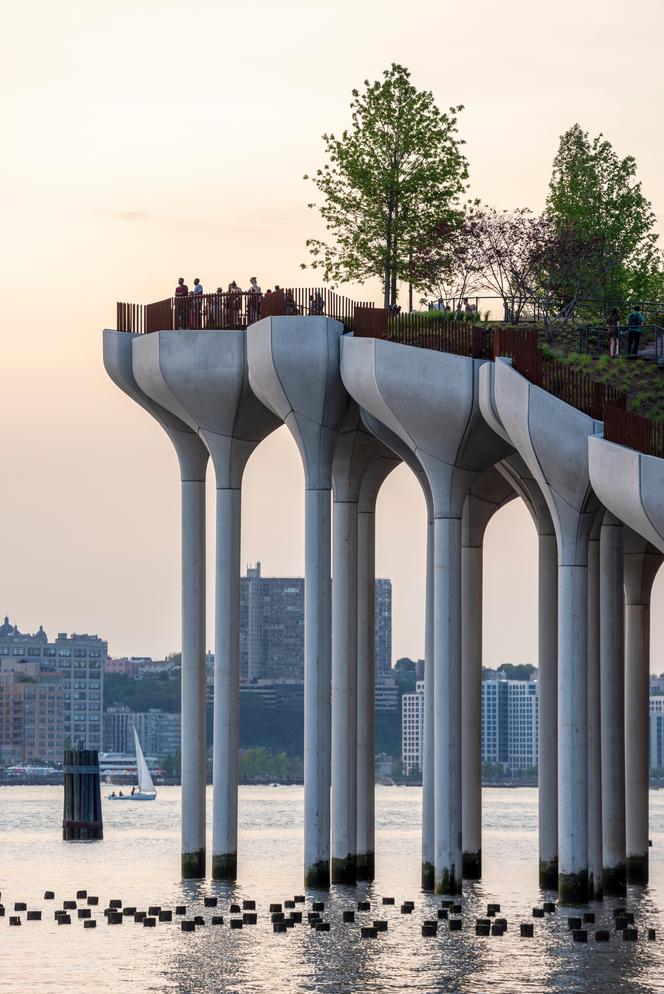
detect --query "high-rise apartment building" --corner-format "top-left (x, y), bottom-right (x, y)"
top-left (482, 678), bottom-right (538, 773)
top-left (401, 680), bottom-right (424, 774)
top-left (0, 665), bottom-right (64, 764)
top-left (104, 706), bottom-right (180, 760)
top-left (239, 564), bottom-right (392, 682)
top-left (0, 617), bottom-right (106, 751)
top-left (649, 696), bottom-right (664, 770)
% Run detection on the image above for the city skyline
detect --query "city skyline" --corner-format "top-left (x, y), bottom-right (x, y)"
top-left (3, 0), bottom-right (664, 669)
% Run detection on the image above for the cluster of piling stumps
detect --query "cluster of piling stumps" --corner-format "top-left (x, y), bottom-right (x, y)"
top-left (0, 889), bottom-right (659, 945)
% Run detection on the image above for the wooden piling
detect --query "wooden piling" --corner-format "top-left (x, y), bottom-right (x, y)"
top-left (62, 749), bottom-right (103, 841)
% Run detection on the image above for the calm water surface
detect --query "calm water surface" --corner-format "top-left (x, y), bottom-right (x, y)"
top-left (2, 785), bottom-right (664, 993)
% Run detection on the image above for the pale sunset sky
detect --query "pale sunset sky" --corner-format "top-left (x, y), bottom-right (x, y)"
top-left (2, 0), bottom-right (663, 666)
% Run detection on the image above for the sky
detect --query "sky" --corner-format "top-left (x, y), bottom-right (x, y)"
top-left (1, 0), bottom-right (663, 667)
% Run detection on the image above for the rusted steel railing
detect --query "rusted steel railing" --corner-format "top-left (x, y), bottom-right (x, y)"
top-left (505, 339), bottom-right (627, 421)
top-left (353, 308), bottom-right (495, 359)
top-left (603, 406), bottom-right (664, 459)
top-left (116, 288), bottom-right (372, 334)
top-left (117, 302), bottom-right (144, 334)
top-left (492, 326), bottom-right (539, 359)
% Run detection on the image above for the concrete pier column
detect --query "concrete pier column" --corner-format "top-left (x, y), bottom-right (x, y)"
top-left (434, 515), bottom-right (463, 893)
top-left (422, 518), bottom-right (435, 890)
top-left (248, 316), bottom-right (350, 887)
top-left (103, 330), bottom-right (211, 878)
top-left (306, 487), bottom-right (333, 885)
top-left (558, 563), bottom-right (590, 902)
top-left (355, 441), bottom-right (400, 880)
top-left (461, 470), bottom-right (515, 880)
top-left (357, 409), bottom-right (435, 890)
top-left (623, 530), bottom-right (662, 884)
top-left (461, 539), bottom-right (482, 879)
top-left (212, 487), bottom-right (241, 880)
top-left (131, 329), bottom-right (279, 880)
top-left (331, 496), bottom-right (358, 882)
top-left (599, 511), bottom-right (626, 895)
top-left (538, 530), bottom-right (559, 889)
top-left (587, 532), bottom-right (603, 900)
top-left (180, 470), bottom-right (208, 877)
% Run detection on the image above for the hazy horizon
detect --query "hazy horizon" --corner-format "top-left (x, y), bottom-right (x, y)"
top-left (2, 0), bottom-right (663, 667)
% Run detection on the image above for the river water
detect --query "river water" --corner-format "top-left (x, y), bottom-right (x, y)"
top-left (2, 785), bottom-right (664, 993)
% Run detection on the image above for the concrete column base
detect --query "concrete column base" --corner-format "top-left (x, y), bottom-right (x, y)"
top-left (539, 858), bottom-right (558, 890)
top-left (181, 850), bottom-right (206, 879)
top-left (356, 851), bottom-right (375, 880)
top-left (331, 856), bottom-right (357, 885)
top-left (435, 868), bottom-right (462, 896)
top-left (462, 851), bottom-right (481, 879)
top-left (588, 869), bottom-right (603, 903)
top-left (305, 860), bottom-right (331, 889)
top-left (559, 870), bottom-right (589, 905)
top-left (626, 853), bottom-right (648, 885)
top-left (421, 862), bottom-right (435, 892)
top-left (602, 864), bottom-right (627, 896)
top-left (212, 853), bottom-right (238, 881)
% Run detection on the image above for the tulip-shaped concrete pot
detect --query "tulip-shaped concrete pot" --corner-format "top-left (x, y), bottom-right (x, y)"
top-left (247, 316), bottom-right (350, 887)
top-left (132, 329), bottom-right (280, 880)
top-left (103, 330), bottom-right (209, 878)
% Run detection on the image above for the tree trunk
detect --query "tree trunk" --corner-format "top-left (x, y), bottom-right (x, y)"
top-left (384, 209), bottom-right (393, 309)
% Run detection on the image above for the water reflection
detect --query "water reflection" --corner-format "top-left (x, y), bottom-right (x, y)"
top-left (1, 786), bottom-right (664, 993)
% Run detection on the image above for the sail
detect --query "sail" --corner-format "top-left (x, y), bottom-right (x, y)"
top-left (133, 725), bottom-right (156, 795)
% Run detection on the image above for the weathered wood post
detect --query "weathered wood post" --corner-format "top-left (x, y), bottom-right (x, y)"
top-left (63, 749), bottom-right (103, 841)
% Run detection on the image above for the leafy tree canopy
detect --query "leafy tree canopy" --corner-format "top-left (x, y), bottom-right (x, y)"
top-left (304, 63), bottom-right (469, 306)
top-left (545, 124), bottom-right (661, 307)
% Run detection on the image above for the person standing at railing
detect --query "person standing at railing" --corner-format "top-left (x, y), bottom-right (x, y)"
top-left (284, 288), bottom-right (297, 315)
top-left (175, 277), bottom-right (189, 329)
top-left (607, 307), bottom-right (620, 357)
top-left (309, 290), bottom-right (325, 315)
top-left (627, 305), bottom-right (644, 356)
top-left (191, 277), bottom-right (204, 329)
top-left (227, 280), bottom-right (242, 327)
top-left (248, 276), bottom-right (262, 324)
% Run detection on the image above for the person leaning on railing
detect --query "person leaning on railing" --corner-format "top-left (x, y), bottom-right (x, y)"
top-left (309, 290), bottom-right (325, 315)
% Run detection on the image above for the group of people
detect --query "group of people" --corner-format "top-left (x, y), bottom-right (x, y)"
top-left (172, 277), bottom-right (326, 329)
top-left (431, 297), bottom-right (478, 317)
top-left (607, 305), bottom-right (645, 357)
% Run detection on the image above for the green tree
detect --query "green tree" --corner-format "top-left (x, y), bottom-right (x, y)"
top-left (544, 124), bottom-right (662, 314)
top-left (304, 63), bottom-right (469, 307)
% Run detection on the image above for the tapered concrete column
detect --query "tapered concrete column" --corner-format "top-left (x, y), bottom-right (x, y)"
top-left (132, 329), bottom-right (279, 880)
top-left (306, 487), bottom-right (333, 884)
top-left (422, 518), bottom-right (435, 890)
top-left (248, 316), bottom-right (350, 887)
top-left (461, 470), bottom-right (515, 880)
top-left (599, 511), bottom-right (626, 894)
top-left (358, 409), bottom-right (437, 891)
top-left (587, 533), bottom-right (603, 900)
top-left (486, 358), bottom-right (601, 903)
top-left (331, 498), bottom-right (358, 883)
top-left (495, 449), bottom-right (560, 890)
top-left (355, 439), bottom-right (400, 880)
top-left (103, 330), bottom-right (210, 878)
top-left (558, 564), bottom-right (590, 902)
top-left (342, 339), bottom-right (510, 894)
top-left (624, 530), bottom-right (662, 884)
top-left (213, 487), bottom-right (241, 879)
top-left (331, 407), bottom-right (396, 884)
top-left (538, 530), bottom-right (559, 889)
top-left (180, 472), bottom-right (208, 876)
top-left (461, 541), bottom-right (482, 878)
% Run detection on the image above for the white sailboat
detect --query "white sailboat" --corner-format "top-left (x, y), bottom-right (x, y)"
top-left (107, 726), bottom-right (157, 801)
